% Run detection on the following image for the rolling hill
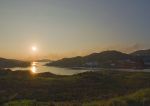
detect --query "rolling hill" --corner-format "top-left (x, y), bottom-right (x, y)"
top-left (46, 50), bottom-right (144, 69)
top-left (131, 49), bottom-right (150, 68)
top-left (131, 49), bottom-right (150, 56)
top-left (0, 58), bottom-right (30, 68)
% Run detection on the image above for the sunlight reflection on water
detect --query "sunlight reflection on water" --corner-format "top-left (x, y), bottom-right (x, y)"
top-left (10, 62), bottom-right (88, 75)
top-left (30, 62), bottom-right (37, 73)
top-left (10, 62), bottom-right (150, 75)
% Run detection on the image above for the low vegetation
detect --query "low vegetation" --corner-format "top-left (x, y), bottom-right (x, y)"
top-left (4, 88), bottom-right (150, 106)
top-left (0, 69), bottom-right (150, 106)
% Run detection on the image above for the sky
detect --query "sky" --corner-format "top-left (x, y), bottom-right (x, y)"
top-left (0, 0), bottom-right (150, 60)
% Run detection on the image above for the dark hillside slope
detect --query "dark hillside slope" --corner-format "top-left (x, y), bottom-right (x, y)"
top-left (47, 51), bottom-right (144, 68)
top-left (0, 58), bottom-right (30, 68)
top-left (131, 49), bottom-right (150, 68)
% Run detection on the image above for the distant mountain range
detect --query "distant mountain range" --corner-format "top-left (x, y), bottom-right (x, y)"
top-left (0, 58), bottom-right (30, 68)
top-left (0, 49), bottom-right (149, 69)
top-left (46, 49), bottom-right (150, 69)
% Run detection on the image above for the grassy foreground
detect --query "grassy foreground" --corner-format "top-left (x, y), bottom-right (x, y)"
top-left (4, 88), bottom-right (150, 106)
top-left (0, 69), bottom-right (150, 106)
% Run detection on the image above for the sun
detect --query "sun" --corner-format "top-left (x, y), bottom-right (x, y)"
top-left (32, 46), bottom-right (37, 52)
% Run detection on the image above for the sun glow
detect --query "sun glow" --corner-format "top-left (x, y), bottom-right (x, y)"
top-left (32, 46), bottom-right (37, 52)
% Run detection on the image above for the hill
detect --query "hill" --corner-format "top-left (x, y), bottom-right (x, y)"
top-left (0, 58), bottom-right (30, 68)
top-left (46, 50), bottom-right (144, 69)
top-left (131, 49), bottom-right (150, 68)
top-left (131, 49), bottom-right (150, 56)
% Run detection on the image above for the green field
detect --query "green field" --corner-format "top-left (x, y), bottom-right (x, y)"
top-left (0, 69), bottom-right (150, 106)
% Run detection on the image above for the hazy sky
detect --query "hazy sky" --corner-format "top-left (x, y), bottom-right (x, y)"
top-left (0, 0), bottom-right (150, 60)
